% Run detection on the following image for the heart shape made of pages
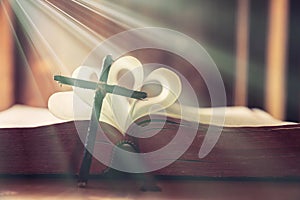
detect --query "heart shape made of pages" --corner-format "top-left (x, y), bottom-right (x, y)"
top-left (48, 56), bottom-right (182, 133)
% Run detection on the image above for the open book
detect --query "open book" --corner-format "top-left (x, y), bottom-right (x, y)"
top-left (47, 56), bottom-right (291, 133)
top-left (0, 56), bottom-right (299, 177)
top-left (1, 104), bottom-right (300, 177)
top-left (0, 104), bottom-right (292, 129)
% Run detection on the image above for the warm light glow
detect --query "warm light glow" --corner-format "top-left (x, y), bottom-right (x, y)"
top-left (265, 0), bottom-right (289, 119)
top-left (11, 0), bottom-right (99, 74)
top-left (234, 0), bottom-right (249, 106)
top-left (0, 0), bottom-right (14, 110)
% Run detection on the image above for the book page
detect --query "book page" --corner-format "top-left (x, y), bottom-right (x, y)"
top-left (0, 104), bottom-right (68, 128)
top-left (164, 104), bottom-right (294, 127)
top-left (0, 104), bottom-right (294, 129)
top-left (48, 56), bottom-right (182, 133)
top-left (46, 56), bottom-right (295, 131)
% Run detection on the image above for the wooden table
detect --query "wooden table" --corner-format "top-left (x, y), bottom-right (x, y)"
top-left (0, 177), bottom-right (300, 200)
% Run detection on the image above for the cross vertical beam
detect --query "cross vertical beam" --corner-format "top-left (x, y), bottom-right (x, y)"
top-left (77, 55), bottom-right (113, 187)
top-left (54, 55), bottom-right (147, 187)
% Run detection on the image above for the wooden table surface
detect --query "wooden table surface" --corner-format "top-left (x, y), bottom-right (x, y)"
top-left (0, 177), bottom-right (300, 200)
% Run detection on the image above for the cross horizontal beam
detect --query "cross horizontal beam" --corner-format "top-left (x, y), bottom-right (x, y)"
top-left (54, 75), bottom-right (147, 100)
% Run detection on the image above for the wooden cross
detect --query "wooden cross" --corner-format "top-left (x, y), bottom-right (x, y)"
top-left (54, 55), bottom-right (147, 187)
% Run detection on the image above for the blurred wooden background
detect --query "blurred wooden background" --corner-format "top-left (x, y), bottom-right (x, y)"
top-left (0, 0), bottom-right (299, 122)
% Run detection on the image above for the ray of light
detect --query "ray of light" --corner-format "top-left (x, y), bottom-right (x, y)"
top-left (4, 0), bottom-right (87, 169)
top-left (74, 0), bottom-right (148, 28)
top-left (44, 0), bottom-right (105, 42)
top-left (11, 0), bottom-right (102, 74)
top-left (12, 0), bottom-right (68, 75)
top-left (2, 1), bottom-right (45, 105)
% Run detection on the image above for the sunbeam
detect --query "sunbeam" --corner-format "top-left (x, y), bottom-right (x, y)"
top-left (11, 0), bottom-right (101, 75)
top-left (2, 1), bottom-right (46, 105)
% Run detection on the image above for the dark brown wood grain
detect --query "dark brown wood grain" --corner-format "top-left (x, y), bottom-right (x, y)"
top-left (1, 117), bottom-right (300, 178)
top-left (0, 121), bottom-right (108, 175)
